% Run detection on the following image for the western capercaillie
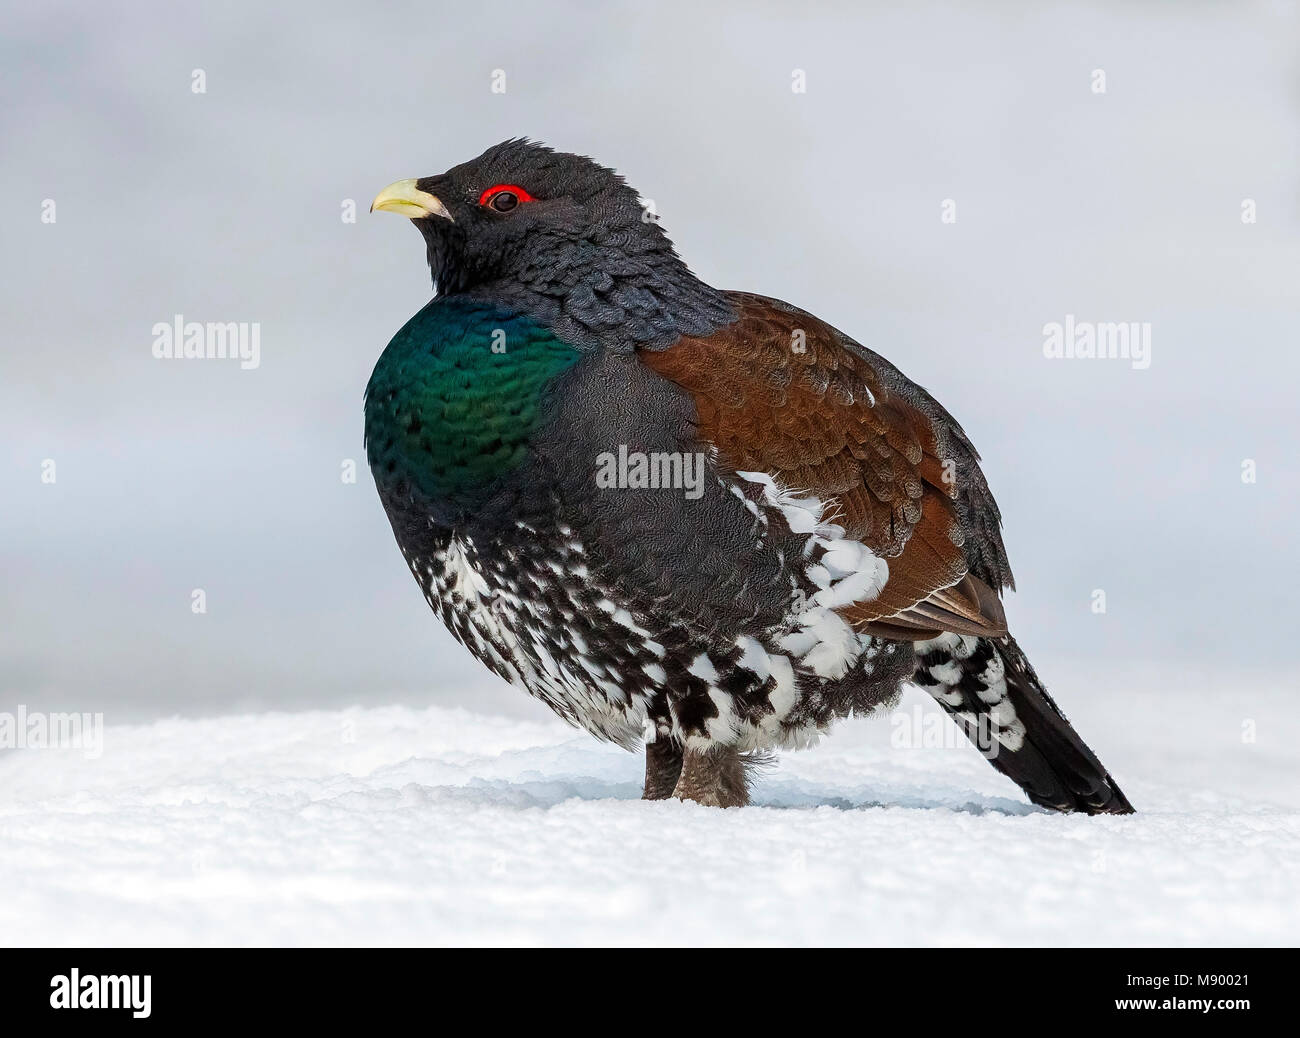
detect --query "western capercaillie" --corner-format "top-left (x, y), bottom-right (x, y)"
top-left (365, 139), bottom-right (1133, 814)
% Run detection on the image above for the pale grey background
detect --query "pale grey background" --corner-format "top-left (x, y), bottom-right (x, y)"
top-left (2, 0), bottom-right (1297, 723)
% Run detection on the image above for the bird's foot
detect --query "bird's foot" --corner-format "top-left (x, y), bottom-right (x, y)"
top-left (642, 737), bottom-right (684, 800)
top-left (670, 745), bottom-right (750, 808)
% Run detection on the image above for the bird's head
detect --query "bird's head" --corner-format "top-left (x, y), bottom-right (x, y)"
top-left (372, 139), bottom-right (666, 294)
top-left (371, 139), bottom-right (733, 348)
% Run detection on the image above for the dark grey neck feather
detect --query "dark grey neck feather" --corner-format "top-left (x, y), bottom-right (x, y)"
top-left (433, 227), bottom-right (737, 351)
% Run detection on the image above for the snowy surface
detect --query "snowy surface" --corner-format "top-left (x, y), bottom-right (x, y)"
top-left (3, 679), bottom-right (1298, 946)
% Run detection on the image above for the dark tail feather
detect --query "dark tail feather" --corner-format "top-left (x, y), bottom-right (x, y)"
top-left (913, 633), bottom-right (1134, 815)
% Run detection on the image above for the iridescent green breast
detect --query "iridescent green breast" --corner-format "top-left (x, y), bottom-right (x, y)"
top-left (364, 298), bottom-right (581, 510)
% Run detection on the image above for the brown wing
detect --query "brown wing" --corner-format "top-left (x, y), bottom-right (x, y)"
top-left (639, 291), bottom-right (1008, 640)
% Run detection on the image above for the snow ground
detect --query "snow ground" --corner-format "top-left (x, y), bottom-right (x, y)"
top-left (3, 679), bottom-right (1298, 946)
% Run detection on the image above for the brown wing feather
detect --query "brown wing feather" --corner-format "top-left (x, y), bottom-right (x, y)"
top-left (640, 292), bottom-right (1007, 639)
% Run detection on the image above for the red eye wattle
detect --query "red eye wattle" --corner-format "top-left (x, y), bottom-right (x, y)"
top-left (479, 184), bottom-right (535, 212)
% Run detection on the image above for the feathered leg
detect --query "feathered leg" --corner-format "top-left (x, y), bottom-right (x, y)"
top-left (643, 737), bottom-right (684, 800)
top-left (672, 746), bottom-right (750, 808)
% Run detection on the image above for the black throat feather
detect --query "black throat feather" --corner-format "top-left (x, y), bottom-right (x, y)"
top-left (419, 215), bottom-right (736, 352)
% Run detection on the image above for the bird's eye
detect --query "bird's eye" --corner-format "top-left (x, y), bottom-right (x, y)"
top-left (479, 184), bottom-right (535, 213)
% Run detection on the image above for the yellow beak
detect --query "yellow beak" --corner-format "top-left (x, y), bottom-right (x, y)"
top-left (370, 179), bottom-right (454, 221)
